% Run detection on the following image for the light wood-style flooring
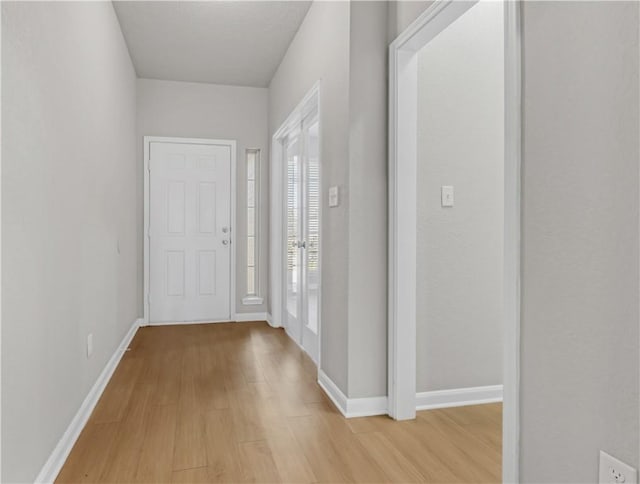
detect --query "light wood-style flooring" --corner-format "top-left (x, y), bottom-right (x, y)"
top-left (57, 322), bottom-right (501, 483)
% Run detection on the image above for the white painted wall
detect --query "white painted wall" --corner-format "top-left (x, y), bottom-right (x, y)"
top-left (521, 2), bottom-right (639, 481)
top-left (269, 0), bottom-right (351, 392)
top-left (416, 1), bottom-right (504, 392)
top-left (136, 79), bottom-right (269, 316)
top-left (1, 2), bottom-right (138, 481)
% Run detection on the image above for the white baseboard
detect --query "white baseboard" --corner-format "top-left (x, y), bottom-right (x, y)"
top-left (34, 318), bottom-right (142, 484)
top-left (348, 395), bottom-right (389, 418)
top-left (318, 370), bottom-right (348, 415)
top-left (146, 318), bottom-right (232, 326)
top-left (145, 314), bottom-right (271, 326)
top-left (317, 370), bottom-right (387, 418)
top-left (233, 312), bottom-right (268, 322)
top-left (265, 313), bottom-right (280, 328)
top-left (416, 384), bottom-right (503, 411)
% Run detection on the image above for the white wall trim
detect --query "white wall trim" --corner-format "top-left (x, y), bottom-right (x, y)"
top-left (388, 0), bottom-right (478, 423)
top-left (347, 396), bottom-right (389, 418)
top-left (143, 136), bottom-right (237, 325)
top-left (318, 369), bottom-right (349, 416)
top-left (233, 312), bottom-right (269, 322)
top-left (502, 2), bottom-right (522, 481)
top-left (318, 370), bottom-right (387, 418)
top-left (34, 318), bottom-right (142, 484)
top-left (242, 296), bottom-right (264, 306)
top-left (146, 319), bottom-right (232, 326)
top-left (265, 313), bottom-right (279, 328)
top-left (388, 1), bottom-right (521, 482)
top-left (145, 315), bottom-right (273, 326)
top-left (416, 385), bottom-right (503, 411)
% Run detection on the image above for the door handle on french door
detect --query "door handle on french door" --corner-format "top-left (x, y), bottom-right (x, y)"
top-left (222, 240), bottom-right (230, 245)
top-left (298, 241), bottom-right (306, 249)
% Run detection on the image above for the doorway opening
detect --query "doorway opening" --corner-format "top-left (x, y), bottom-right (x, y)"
top-left (271, 83), bottom-right (322, 365)
top-left (388, 1), bottom-right (521, 482)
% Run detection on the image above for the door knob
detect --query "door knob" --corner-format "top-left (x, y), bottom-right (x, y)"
top-left (222, 240), bottom-right (229, 245)
top-left (222, 227), bottom-right (229, 233)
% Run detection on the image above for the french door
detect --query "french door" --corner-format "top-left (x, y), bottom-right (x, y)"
top-left (284, 110), bottom-right (320, 363)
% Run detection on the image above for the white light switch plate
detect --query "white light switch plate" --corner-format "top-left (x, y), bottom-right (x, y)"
top-left (600, 451), bottom-right (638, 484)
top-left (441, 185), bottom-right (454, 207)
top-left (329, 186), bottom-right (339, 207)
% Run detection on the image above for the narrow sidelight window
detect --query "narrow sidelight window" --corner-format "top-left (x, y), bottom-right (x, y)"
top-left (245, 149), bottom-right (260, 300)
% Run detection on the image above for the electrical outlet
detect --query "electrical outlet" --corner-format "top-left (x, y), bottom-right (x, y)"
top-left (600, 451), bottom-right (638, 484)
top-left (87, 333), bottom-right (93, 358)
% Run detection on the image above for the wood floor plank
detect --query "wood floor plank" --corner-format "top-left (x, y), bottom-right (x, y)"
top-left (380, 420), bottom-right (460, 482)
top-left (171, 467), bottom-right (210, 484)
top-left (152, 349), bottom-right (183, 406)
top-left (90, 355), bottom-right (144, 424)
top-left (55, 422), bottom-right (118, 483)
top-left (287, 415), bottom-right (354, 483)
top-left (307, 401), bottom-right (390, 483)
top-left (238, 440), bottom-right (281, 483)
top-left (437, 404), bottom-right (503, 450)
top-left (260, 398), bottom-right (317, 483)
top-left (134, 403), bottom-right (178, 483)
top-left (172, 348), bottom-right (208, 471)
top-left (99, 383), bottom-right (154, 483)
top-left (203, 408), bottom-right (244, 483)
top-left (415, 410), bottom-right (501, 482)
top-left (196, 344), bottom-right (230, 411)
top-left (356, 431), bottom-right (426, 483)
top-left (228, 396), bottom-right (268, 443)
top-left (346, 415), bottom-right (388, 434)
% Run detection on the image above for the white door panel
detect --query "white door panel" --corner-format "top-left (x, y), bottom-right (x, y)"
top-left (149, 141), bottom-right (232, 323)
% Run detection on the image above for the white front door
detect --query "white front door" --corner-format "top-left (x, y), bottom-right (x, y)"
top-left (149, 140), bottom-right (232, 323)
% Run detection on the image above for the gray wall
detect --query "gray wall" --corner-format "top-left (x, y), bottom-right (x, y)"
top-left (416, 0), bottom-right (504, 393)
top-left (347, 1), bottom-right (389, 398)
top-left (387, 0), bottom-right (432, 43)
top-left (269, 0), bottom-right (351, 393)
top-left (521, 2), bottom-right (639, 481)
top-left (1, 2), bottom-right (138, 482)
top-left (136, 79), bottom-right (270, 316)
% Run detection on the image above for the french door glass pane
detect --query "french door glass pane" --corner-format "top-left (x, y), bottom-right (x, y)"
top-left (304, 120), bottom-right (320, 334)
top-left (286, 137), bottom-right (300, 319)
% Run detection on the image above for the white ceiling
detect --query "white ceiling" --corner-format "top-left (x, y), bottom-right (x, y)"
top-left (113, 1), bottom-right (312, 87)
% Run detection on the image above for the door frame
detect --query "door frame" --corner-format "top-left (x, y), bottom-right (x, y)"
top-left (388, 1), bottom-right (521, 482)
top-left (270, 82), bottom-right (322, 365)
top-left (143, 136), bottom-right (237, 325)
